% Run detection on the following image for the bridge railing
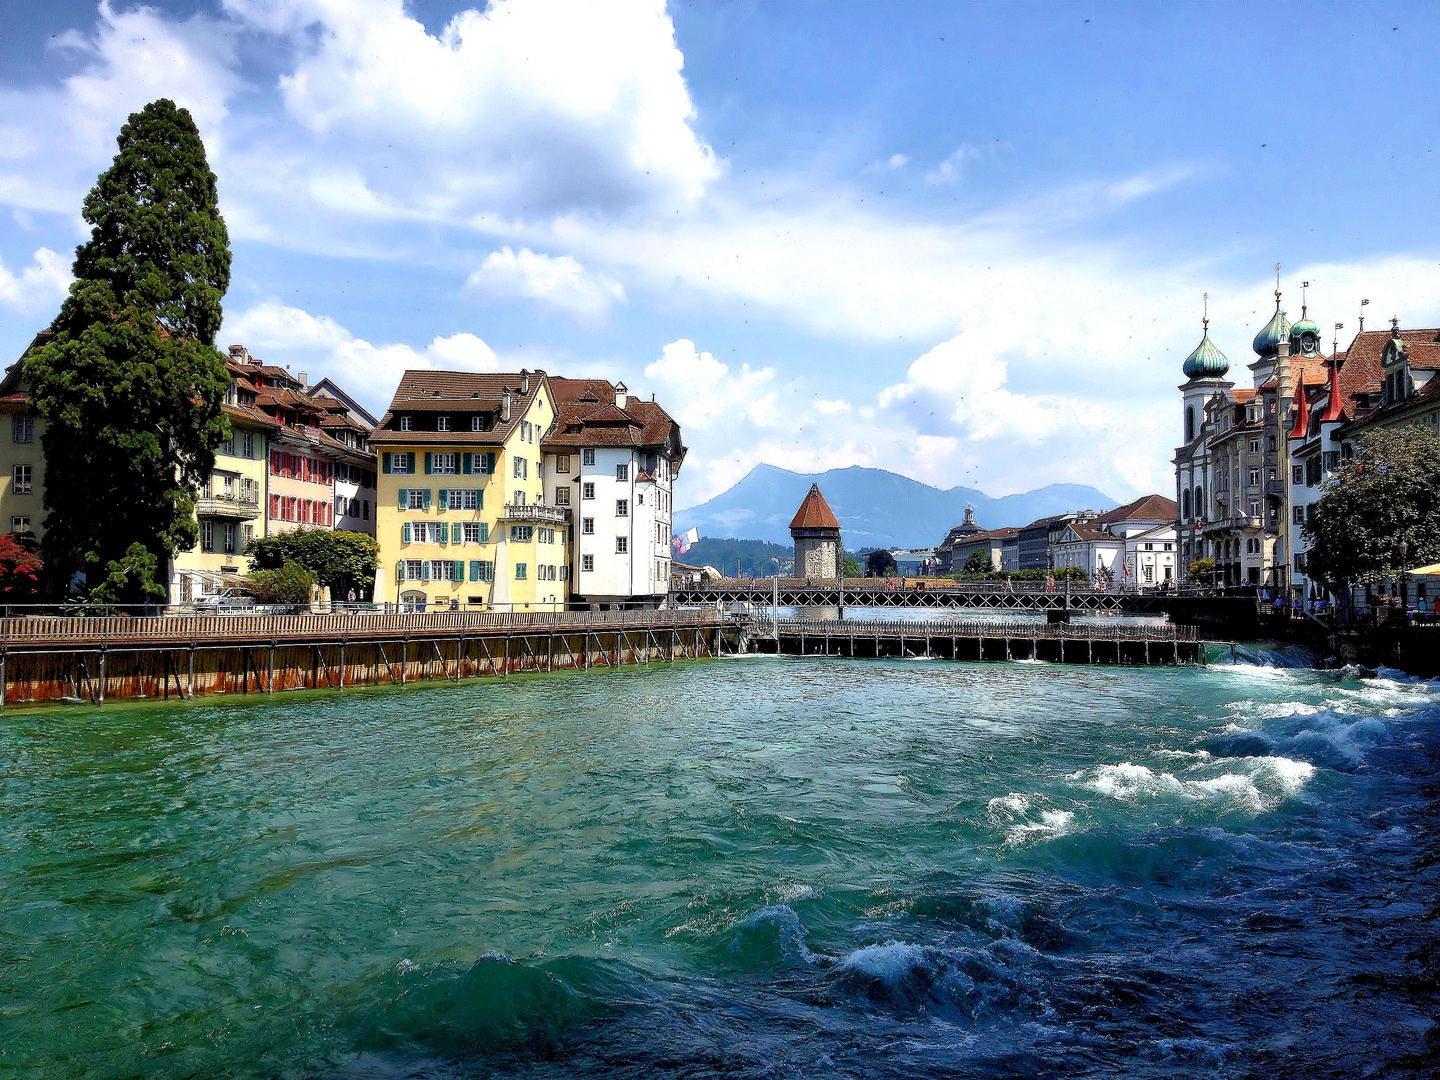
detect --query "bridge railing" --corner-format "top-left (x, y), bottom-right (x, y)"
top-left (0, 607), bottom-right (723, 646)
top-left (678, 579), bottom-right (1229, 598)
top-left (762, 617), bottom-right (1198, 641)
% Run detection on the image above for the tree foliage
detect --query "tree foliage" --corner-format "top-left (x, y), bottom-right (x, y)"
top-left (1303, 425), bottom-right (1440, 588)
top-left (25, 99), bottom-right (231, 603)
top-left (864, 549), bottom-right (898, 576)
top-left (246, 528), bottom-right (380, 596)
top-left (245, 561), bottom-right (315, 606)
top-left (841, 555), bottom-right (862, 577)
top-left (961, 548), bottom-right (994, 574)
top-left (1187, 557), bottom-right (1215, 584)
top-left (0, 533), bottom-right (42, 599)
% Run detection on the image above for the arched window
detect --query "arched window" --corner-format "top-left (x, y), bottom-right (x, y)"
top-left (1186, 406), bottom-right (1195, 442)
top-left (1194, 486), bottom-right (1203, 518)
top-left (1182, 489), bottom-right (1191, 520)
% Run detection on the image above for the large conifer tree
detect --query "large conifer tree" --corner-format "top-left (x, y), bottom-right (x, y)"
top-left (26, 99), bottom-right (232, 603)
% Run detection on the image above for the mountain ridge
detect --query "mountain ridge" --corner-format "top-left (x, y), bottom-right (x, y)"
top-left (677, 464), bottom-right (1118, 550)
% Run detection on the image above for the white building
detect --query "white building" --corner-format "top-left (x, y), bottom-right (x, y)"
top-left (543, 379), bottom-right (686, 606)
top-left (1051, 495), bottom-right (1178, 586)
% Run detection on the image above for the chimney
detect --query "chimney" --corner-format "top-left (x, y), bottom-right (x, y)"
top-left (615, 381), bottom-right (628, 410)
top-left (501, 389), bottom-right (512, 422)
top-left (298, 372), bottom-right (308, 388)
top-left (520, 370), bottom-right (530, 394)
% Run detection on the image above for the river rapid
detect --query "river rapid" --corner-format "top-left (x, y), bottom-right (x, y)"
top-left (2, 655), bottom-right (1437, 1078)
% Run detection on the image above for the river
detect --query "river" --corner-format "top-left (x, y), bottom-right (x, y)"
top-left (2, 654), bottom-right (1436, 1078)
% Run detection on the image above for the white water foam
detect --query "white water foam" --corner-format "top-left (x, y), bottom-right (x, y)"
top-left (986, 793), bottom-right (1078, 845)
top-left (1071, 757), bottom-right (1314, 813)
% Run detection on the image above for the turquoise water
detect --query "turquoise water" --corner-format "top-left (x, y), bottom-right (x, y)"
top-left (2, 655), bottom-right (1437, 1077)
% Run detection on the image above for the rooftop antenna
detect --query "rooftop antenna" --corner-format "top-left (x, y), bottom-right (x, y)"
top-left (1360, 298), bottom-right (1369, 332)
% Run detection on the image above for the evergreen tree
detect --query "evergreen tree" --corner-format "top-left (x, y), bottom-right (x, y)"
top-left (26, 100), bottom-right (232, 603)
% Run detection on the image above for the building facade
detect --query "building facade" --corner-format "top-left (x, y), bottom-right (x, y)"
top-left (371, 369), bottom-right (566, 611)
top-left (789, 483), bottom-right (841, 579)
top-left (1051, 496), bottom-right (1177, 586)
top-left (948, 526), bottom-right (1020, 572)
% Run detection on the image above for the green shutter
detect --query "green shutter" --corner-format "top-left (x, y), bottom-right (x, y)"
top-left (424, 452), bottom-right (432, 474)
top-left (455, 560), bottom-right (465, 582)
top-left (484, 452), bottom-right (495, 474)
top-left (479, 522), bottom-right (489, 543)
top-left (421, 560), bottom-right (431, 581)
top-left (438, 488), bottom-right (449, 510)
top-left (475, 488), bottom-right (483, 509)
top-left (398, 487), bottom-right (408, 510)
top-left (462, 452), bottom-right (472, 474)
top-left (404, 452), bottom-right (414, 473)
top-left (402, 522), bottom-right (411, 543)
top-left (421, 489), bottom-right (431, 510)
top-left (469, 560), bottom-right (481, 581)
top-left (382, 451), bottom-right (392, 474)
top-left (452, 522), bottom-right (463, 543)
top-left (396, 561), bottom-right (405, 582)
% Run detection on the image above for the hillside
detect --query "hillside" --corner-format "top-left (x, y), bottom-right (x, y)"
top-left (677, 464), bottom-right (1117, 550)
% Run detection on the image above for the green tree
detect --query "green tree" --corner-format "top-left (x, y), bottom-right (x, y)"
top-left (1187, 557), bottom-right (1215, 584)
top-left (1304, 426), bottom-right (1440, 590)
top-left (961, 548), bottom-right (994, 574)
top-left (246, 528), bottom-right (380, 597)
top-left (244, 561), bottom-right (315, 606)
top-left (863, 549), bottom-right (897, 576)
top-left (841, 555), bottom-right (861, 577)
top-left (25, 99), bottom-right (232, 603)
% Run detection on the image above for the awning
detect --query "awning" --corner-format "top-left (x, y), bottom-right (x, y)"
top-left (1407, 563), bottom-right (1440, 576)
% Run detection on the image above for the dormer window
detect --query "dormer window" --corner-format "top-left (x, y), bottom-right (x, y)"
top-left (437, 416), bottom-right (451, 432)
top-left (399, 415), bottom-right (413, 431)
top-left (471, 416), bottom-right (485, 431)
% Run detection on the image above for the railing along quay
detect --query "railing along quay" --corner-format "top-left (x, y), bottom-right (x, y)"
top-left (748, 616), bottom-right (1207, 667)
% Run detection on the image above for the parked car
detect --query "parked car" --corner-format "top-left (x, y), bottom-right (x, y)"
top-left (192, 591), bottom-right (254, 611)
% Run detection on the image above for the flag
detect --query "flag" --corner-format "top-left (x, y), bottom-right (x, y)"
top-left (673, 526), bottom-right (699, 556)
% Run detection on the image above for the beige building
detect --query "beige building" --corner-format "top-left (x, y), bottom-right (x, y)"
top-left (0, 335), bottom-right (47, 542)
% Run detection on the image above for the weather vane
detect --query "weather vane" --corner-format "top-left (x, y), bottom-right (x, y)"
top-left (1202, 291), bottom-right (1208, 330)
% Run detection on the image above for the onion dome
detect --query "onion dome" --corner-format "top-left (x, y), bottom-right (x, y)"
top-left (1252, 301), bottom-right (1292, 359)
top-left (1289, 305), bottom-right (1321, 357)
top-left (1182, 320), bottom-right (1230, 379)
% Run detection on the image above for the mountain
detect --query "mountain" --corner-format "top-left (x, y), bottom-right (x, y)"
top-left (677, 464), bottom-right (1117, 550)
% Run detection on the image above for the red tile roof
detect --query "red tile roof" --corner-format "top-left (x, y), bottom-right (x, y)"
top-left (1096, 494), bottom-right (1178, 524)
top-left (789, 484), bottom-right (841, 531)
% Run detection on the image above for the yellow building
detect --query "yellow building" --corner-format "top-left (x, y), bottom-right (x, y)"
top-left (0, 336), bottom-right (48, 541)
top-left (167, 366), bottom-right (279, 603)
top-left (371, 370), bottom-right (568, 611)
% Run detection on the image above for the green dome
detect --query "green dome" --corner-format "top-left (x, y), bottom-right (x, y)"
top-left (1182, 326), bottom-right (1230, 379)
top-left (1252, 303), bottom-right (1292, 358)
top-left (1289, 307), bottom-right (1321, 356)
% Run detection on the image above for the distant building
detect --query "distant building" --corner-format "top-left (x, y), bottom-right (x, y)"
top-left (1017, 512), bottom-right (1096, 571)
top-left (1051, 495), bottom-right (1178, 585)
top-left (891, 547), bottom-right (940, 575)
top-left (790, 483), bottom-right (840, 578)
top-left (948, 526), bottom-right (1020, 573)
top-left (936, 505), bottom-right (983, 572)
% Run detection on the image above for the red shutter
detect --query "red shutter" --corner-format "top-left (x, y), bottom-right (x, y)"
top-left (269, 494), bottom-right (279, 519)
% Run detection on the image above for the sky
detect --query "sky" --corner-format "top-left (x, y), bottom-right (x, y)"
top-left (2, 1), bottom-right (1440, 514)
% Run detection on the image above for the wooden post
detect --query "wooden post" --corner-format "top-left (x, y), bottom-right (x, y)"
top-left (1, 649), bottom-right (6, 709)
top-left (268, 646), bottom-right (276, 694)
top-left (401, 638), bottom-right (408, 685)
top-left (339, 642), bottom-right (346, 688)
top-left (187, 647), bottom-right (195, 699)
top-left (97, 648), bottom-right (106, 705)
top-left (503, 635), bottom-right (510, 676)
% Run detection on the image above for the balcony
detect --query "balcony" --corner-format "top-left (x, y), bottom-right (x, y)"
top-left (1200, 515), bottom-right (1263, 534)
top-left (1265, 478), bottom-right (1286, 496)
top-left (498, 502), bottom-right (570, 525)
top-left (197, 492), bottom-right (261, 520)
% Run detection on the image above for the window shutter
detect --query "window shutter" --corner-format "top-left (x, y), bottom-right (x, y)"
top-left (486, 452), bottom-right (496, 474)
top-left (452, 522), bottom-right (463, 543)
top-left (475, 489), bottom-right (484, 509)
top-left (402, 522), bottom-right (411, 543)
top-left (424, 452), bottom-right (432, 474)
top-left (406, 452), bottom-right (416, 473)
top-left (455, 560), bottom-right (465, 582)
top-left (397, 561), bottom-right (406, 582)
top-left (382, 452), bottom-right (392, 474)
top-left (479, 522), bottom-right (489, 543)
top-left (420, 560), bottom-right (430, 581)
top-left (438, 488), bottom-right (449, 510)
top-left (462, 452), bottom-right (472, 474)
top-left (398, 488), bottom-right (408, 510)
top-left (422, 489), bottom-right (431, 510)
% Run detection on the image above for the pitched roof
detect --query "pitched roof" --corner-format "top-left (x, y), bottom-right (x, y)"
top-left (1061, 522), bottom-right (1117, 543)
top-left (1335, 328), bottom-right (1434, 407)
top-left (372, 369), bottom-right (549, 448)
top-left (1096, 494), bottom-right (1178, 524)
top-left (789, 483), bottom-right (841, 531)
top-left (541, 378), bottom-right (683, 454)
top-left (950, 526), bottom-right (1020, 545)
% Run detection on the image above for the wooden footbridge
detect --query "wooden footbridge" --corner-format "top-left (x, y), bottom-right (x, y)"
top-left (748, 617), bottom-right (1209, 666)
top-left (0, 608), bottom-right (727, 707)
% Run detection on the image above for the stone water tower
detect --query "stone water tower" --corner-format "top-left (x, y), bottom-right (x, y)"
top-left (789, 483), bottom-right (841, 579)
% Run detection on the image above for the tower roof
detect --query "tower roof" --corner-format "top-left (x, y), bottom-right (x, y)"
top-left (789, 483), bottom-right (841, 531)
top-left (1182, 325), bottom-right (1230, 379)
top-left (1253, 300), bottom-right (1292, 359)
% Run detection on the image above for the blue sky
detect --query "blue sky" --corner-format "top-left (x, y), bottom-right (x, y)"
top-left (2, 1), bottom-right (1439, 512)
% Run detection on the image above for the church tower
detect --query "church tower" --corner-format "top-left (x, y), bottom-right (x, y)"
top-left (789, 483), bottom-right (841, 579)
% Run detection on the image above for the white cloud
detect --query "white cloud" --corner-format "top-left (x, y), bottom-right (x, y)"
top-left (643, 338), bottom-right (778, 433)
top-left (925, 144), bottom-right (981, 185)
top-left (223, 297), bottom-right (351, 350)
top-left (466, 246), bottom-right (625, 316)
top-left (887, 153), bottom-right (908, 169)
top-left (813, 399), bottom-right (851, 415)
top-left (0, 247), bottom-right (70, 313)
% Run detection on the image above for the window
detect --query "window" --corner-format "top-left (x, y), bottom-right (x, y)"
top-left (1163, 543), bottom-right (1172, 551)
top-left (582, 449), bottom-right (595, 466)
top-left (463, 522), bottom-right (486, 544)
top-left (556, 455), bottom-right (571, 474)
top-left (582, 554), bottom-right (594, 572)
top-left (242, 524), bottom-right (253, 548)
top-left (471, 416), bottom-right (484, 431)
top-left (11, 414), bottom-right (33, 443)
top-left (201, 520), bottom-right (215, 553)
top-left (223, 522), bottom-right (237, 555)
top-left (1292, 465), bottom-right (1304, 484)
top-left (407, 489), bottom-right (427, 510)
top-left (472, 561), bottom-right (495, 582)
top-left (241, 432), bottom-right (253, 458)
top-left (616, 499), bottom-right (628, 517)
top-left (515, 562), bottom-right (527, 580)
top-left (513, 457), bottom-right (528, 479)
top-left (616, 536), bottom-right (628, 554)
top-left (446, 488), bottom-right (480, 510)
top-left (1249, 438), bottom-right (1260, 454)
top-left (1293, 506), bottom-right (1305, 524)
top-left (437, 416), bottom-right (451, 431)
top-left (10, 516), bottom-right (29, 533)
top-left (555, 486), bottom-right (571, 506)
top-left (616, 463), bottom-right (629, 481)
top-left (432, 560), bottom-right (458, 581)
top-left (1143, 543), bottom-right (1153, 551)
top-left (399, 415), bottom-right (413, 431)
top-left (403, 559), bottom-right (423, 581)
top-left (1248, 469), bottom-right (1260, 487)
top-left (560, 565), bottom-right (569, 581)
top-left (336, 495), bottom-right (346, 516)
top-left (433, 452), bottom-right (459, 475)
top-left (510, 525), bottom-right (533, 542)
top-left (222, 434), bottom-right (235, 456)
top-left (390, 452), bottom-right (412, 474)
top-left (1143, 564), bottom-right (1154, 583)
top-left (582, 482), bottom-right (595, 500)
top-left (1249, 500), bottom-right (1261, 518)
top-left (12, 464), bottom-right (31, 494)
top-left (1323, 451), bottom-right (1341, 473)
top-left (582, 517), bottom-right (594, 535)
top-left (363, 500), bottom-right (370, 521)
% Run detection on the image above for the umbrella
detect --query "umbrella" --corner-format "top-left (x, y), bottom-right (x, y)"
top-left (1406, 563), bottom-right (1440, 576)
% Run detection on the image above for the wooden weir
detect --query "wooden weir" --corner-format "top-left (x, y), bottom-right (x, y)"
top-left (0, 608), bottom-right (727, 708)
top-left (752, 617), bottom-right (1208, 667)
